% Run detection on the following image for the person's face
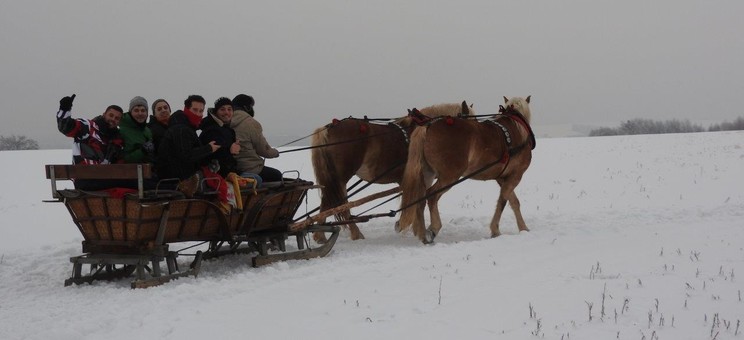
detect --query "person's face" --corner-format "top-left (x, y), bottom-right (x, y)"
top-left (103, 109), bottom-right (123, 128)
top-left (130, 105), bottom-right (148, 123)
top-left (216, 105), bottom-right (233, 123)
top-left (154, 101), bottom-right (171, 123)
top-left (188, 102), bottom-right (206, 117)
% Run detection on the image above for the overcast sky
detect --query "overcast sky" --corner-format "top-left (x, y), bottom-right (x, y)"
top-left (2, 1), bottom-right (743, 148)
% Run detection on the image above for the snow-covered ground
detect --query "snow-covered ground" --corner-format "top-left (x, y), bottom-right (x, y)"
top-left (1, 131), bottom-right (742, 340)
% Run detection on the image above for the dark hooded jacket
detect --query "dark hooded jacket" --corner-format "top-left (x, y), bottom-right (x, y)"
top-left (156, 110), bottom-right (213, 180)
top-left (199, 113), bottom-right (238, 177)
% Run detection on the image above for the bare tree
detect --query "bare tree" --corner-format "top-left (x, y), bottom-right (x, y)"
top-left (590, 118), bottom-right (707, 136)
top-left (709, 117), bottom-right (744, 131)
top-left (0, 135), bottom-right (40, 150)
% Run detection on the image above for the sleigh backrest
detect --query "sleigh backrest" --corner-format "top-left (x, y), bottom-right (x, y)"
top-left (45, 163), bottom-right (153, 199)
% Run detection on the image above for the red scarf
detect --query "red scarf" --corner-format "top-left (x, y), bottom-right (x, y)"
top-left (183, 108), bottom-right (203, 128)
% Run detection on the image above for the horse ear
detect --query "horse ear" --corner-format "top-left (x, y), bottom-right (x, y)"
top-left (503, 96), bottom-right (509, 104)
top-left (526, 95), bottom-right (531, 103)
top-left (461, 101), bottom-right (468, 115)
top-left (407, 108), bottom-right (413, 114)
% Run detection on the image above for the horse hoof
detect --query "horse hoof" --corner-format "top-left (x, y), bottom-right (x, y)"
top-left (394, 221), bottom-right (401, 233)
top-left (422, 229), bottom-right (436, 244)
top-left (351, 233), bottom-right (365, 241)
top-left (313, 233), bottom-right (328, 244)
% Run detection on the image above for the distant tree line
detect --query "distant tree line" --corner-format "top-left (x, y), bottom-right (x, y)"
top-left (589, 117), bottom-right (744, 136)
top-left (0, 135), bottom-right (39, 150)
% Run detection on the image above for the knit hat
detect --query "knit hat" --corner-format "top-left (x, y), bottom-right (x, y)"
top-left (214, 97), bottom-right (232, 110)
top-left (129, 96), bottom-right (148, 112)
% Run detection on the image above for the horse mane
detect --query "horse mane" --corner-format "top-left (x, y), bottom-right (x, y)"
top-left (418, 101), bottom-right (475, 117)
top-left (395, 101), bottom-right (475, 127)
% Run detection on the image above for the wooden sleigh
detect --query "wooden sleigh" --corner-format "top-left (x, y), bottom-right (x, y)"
top-left (45, 164), bottom-right (339, 289)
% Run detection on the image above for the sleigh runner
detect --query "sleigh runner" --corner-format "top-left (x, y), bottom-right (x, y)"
top-left (45, 163), bottom-right (339, 288)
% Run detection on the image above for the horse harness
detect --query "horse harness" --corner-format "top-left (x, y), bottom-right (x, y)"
top-left (484, 105), bottom-right (536, 157)
top-left (326, 116), bottom-right (412, 145)
top-left (387, 120), bottom-right (411, 144)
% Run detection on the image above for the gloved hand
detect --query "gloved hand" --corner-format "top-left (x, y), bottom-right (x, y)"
top-left (141, 141), bottom-right (155, 155)
top-left (268, 148), bottom-right (279, 158)
top-left (208, 159), bottom-right (220, 173)
top-left (59, 94), bottom-right (76, 111)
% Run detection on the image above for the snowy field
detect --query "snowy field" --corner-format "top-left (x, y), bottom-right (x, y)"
top-left (0, 131), bottom-right (742, 340)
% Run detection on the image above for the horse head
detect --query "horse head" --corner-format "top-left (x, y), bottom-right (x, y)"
top-left (502, 95), bottom-right (532, 124)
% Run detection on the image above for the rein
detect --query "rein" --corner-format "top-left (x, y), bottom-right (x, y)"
top-left (293, 160), bottom-right (406, 222)
top-left (276, 127), bottom-right (328, 148)
top-left (393, 151), bottom-right (513, 216)
top-left (278, 130), bottom-right (395, 154)
top-left (279, 116), bottom-right (409, 154)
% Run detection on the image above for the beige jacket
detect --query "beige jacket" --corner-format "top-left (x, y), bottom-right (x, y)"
top-left (230, 109), bottom-right (278, 173)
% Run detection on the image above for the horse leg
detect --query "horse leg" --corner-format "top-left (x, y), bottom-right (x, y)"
top-left (507, 191), bottom-right (529, 232)
top-left (343, 211), bottom-right (365, 240)
top-left (424, 177), bottom-right (456, 243)
top-left (489, 178), bottom-right (519, 238)
top-left (313, 227), bottom-right (329, 243)
top-left (411, 199), bottom-right (430, 244)
top-left (313, 205), bottom-right (366, 243)
top-left (312, 167), bottom-right (368, 242)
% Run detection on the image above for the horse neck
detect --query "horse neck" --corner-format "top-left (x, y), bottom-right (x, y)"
top-left (504, 109), bottom-right (536, 150)
top-left (520, 109), bottom-right (531, 124)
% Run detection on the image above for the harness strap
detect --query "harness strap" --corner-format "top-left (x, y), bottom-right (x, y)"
top-left (388, 121), bottom-right (410, 144)
top-left (483, 119), bottom-right (512, 145)
top-left (408, 109), bottom-right (432, 126)
top-left (499, 105), bottom-right (536, 150)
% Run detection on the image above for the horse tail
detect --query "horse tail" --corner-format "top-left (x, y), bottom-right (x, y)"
top-left (398, 126), bottom-right (428, 231)
top-left (311, 127), bottom-right (345, 212)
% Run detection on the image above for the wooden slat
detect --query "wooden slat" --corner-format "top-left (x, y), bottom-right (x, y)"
top-left (45, 164), bottom-right (152, 180)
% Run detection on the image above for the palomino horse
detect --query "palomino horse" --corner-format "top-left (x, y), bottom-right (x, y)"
top-left (397, 96), bottom-right (535, 244)
top-left (311, 102), bottom-right (475, 243)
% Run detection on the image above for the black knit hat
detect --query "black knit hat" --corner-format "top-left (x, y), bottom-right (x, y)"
top-left (214, 97), bottom-right (232, 111)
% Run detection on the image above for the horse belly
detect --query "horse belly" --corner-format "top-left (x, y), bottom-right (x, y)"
top-left (357, 145), bottom-right (404, 184)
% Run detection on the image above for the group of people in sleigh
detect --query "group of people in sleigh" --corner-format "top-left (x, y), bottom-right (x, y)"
top-left (56, 93), bottom-right (283, 212)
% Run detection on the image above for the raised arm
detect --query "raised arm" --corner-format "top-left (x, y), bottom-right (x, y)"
top-left (56, 94), bottom-right (93, 141)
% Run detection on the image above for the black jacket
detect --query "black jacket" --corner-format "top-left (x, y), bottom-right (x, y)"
top-left (199, 113), bottom-right (238, 177)
top-left (147, 115), bottom-right (168, 155)
top-left (156, 110), bottom-right (212, 180)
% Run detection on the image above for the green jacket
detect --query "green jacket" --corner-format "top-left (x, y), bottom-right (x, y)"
top-left (120, 111), bottom-right (154, 163)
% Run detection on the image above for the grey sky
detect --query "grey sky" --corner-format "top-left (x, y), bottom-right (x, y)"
top-left (2, 1), bottom-right (743, 148)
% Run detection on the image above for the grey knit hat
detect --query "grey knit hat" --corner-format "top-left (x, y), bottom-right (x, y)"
top-left (129, 96), bottom-right (148, 112)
